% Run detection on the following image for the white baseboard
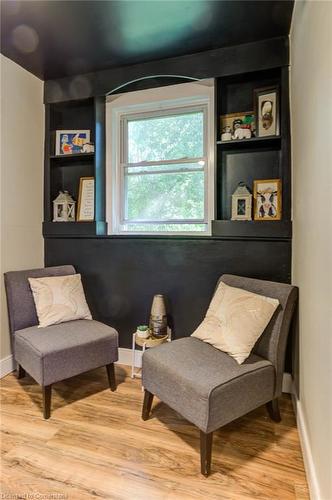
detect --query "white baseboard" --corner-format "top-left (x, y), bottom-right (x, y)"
top-left (292, 394), bottom-right (321, 500)
top-left (0, 354), bottom-right (15, 378)
top-left (117, 347), bottom-right (142, 368)
top-left (282, 372), bottom-right (293, 394)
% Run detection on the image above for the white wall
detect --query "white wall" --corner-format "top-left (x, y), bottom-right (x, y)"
top-left (291, 2), bottom-right (332, 499)
top-left (0, 55), bottom-right (44, 373)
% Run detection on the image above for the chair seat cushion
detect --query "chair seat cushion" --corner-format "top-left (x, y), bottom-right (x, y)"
top-left (142, 337), bottom-right (275, 433)
top-left (15, 320), bottom-right (118, 386)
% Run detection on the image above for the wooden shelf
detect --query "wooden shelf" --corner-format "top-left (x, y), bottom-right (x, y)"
top-left (212, 220), bottom-right (292, 239)
top-left (49, 152), bottom-right (95, 160)
top-left (216, 136), bottom-right (281, 148)
top-left (43, 221), bottom-right (107, 237)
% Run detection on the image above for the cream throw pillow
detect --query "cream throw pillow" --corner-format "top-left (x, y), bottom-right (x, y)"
top-left (191, 281), bottom-right (279, 364)
top-left (28, 274), bottom-right (92, 328)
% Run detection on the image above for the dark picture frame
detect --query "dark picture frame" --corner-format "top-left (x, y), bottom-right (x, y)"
top-left (254, 86), bottom-right (280, 137)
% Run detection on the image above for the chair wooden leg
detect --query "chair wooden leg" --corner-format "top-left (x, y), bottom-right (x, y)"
top-left (200, 431), bottom-right (213, 476)
top-left (142, 390), bottom-right (154, 421)
top-left (42, 385), bottom-right (52, 419)
top-left (266, 398), bottom-right (281, 422)
top-left (106, 363), bottom-right (117, 391)
top-left (17, 364), bottom-right (26, 379)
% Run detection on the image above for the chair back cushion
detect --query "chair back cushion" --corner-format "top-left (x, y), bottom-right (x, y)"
top-left (4, 265), bottom-right (76, 334)
top-left (218, 275), bottom-right (298, 396)
top-left (192, 281), bottom-right (279, 364)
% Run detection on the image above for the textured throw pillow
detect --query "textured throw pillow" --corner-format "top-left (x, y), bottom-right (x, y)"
top-left (191, 281), bottom-right (279, 364)
top-left (28, 274), bottom-right (92, 328)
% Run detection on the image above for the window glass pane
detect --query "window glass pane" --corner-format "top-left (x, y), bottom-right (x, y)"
top-left (127, 111), bottom-right (204, 163)
top-left (122, 223), bottom-right (206, 232)
top-left (125, 171), bottom-right (204, 221)
top-left (126, 161), bottom-right (205, 174)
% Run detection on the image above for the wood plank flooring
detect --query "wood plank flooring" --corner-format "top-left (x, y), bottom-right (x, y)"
top-left (0, 365), bottom-right (309, 499)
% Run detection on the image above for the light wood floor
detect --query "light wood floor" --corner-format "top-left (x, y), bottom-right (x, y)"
top-left (1, 365), bottom-right (309, 500)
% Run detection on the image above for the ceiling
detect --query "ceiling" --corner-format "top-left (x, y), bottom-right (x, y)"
top-left (1, 0), bottom-right (294, 81)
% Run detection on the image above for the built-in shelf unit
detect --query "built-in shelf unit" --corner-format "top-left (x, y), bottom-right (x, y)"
top-left (43, 67), bottom-right (291, 240)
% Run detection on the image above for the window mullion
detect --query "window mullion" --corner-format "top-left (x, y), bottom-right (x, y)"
top-left (121, 157), bottom-right (206, 169)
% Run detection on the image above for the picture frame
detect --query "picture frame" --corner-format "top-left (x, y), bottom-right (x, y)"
top-left (55, 130), bottom-right (90, 156)
top-left (253, 179), bottom-right (282, 221)
top-left (254, 86), bottom-right (279, 137)
top-left (220, 111), bottom-right (255, 141)
top-left (77, 177), bottom-right (95, 221)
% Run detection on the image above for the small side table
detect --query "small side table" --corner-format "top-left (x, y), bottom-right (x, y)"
top-left (131, 329), bottom-right (171, 380)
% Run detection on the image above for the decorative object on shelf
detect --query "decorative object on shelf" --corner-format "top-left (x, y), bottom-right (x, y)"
top-left (149, 294), bottom-right (167, 338)
top-left (253, 179), bottom-right (282, 220)
top-left (220, 112), bottom-right (255, 141)
top-left (77, 177), bottom-right (95, 221)
top-left (254, 86), bottom-right (279, 137)
top-left (55, 129), bottom-right (90, 156)
top-left (136, 325), bottom-right (150, 339)
top-left (231, 182), bottom-right (252, 221)
top-left (82, 142), bottom-right (95, 153)
top-left (221, 126), bottom-right (232, 142)
top-left (53, 191), bottom-right (76, 222)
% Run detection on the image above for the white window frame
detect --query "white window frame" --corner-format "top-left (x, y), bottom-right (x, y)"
top-left (106, 82), bottom-right (215, 235)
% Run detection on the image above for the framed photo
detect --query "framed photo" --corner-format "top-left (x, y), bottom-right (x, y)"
top-left (254, 87), bottom-right (279, 137)
top-left (55, 130), bottom-right (90, 156)
top-left (253, 179), bottom-right (282, 221)
top-left (77, 177), bottom-right (95, 221)
top-left (220, 111), bottom-right (255, 141)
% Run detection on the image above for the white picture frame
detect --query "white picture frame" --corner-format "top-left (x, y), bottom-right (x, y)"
top-left (254, 87), bottom-right (279, 137)
top-left (77, 177), bottom-right (95, 221)
top-left (55, 130), bottom-right (90, 156)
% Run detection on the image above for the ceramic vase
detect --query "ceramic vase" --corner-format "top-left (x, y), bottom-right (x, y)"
top-left (149, 294), bottom-right (167, 338)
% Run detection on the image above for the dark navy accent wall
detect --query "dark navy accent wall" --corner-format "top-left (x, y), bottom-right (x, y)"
top-left (44, 237), bottom-right (291, 349)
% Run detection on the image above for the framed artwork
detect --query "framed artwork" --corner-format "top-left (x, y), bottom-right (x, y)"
top-left (55, 130), bottom-right (90, 156)
top-left (77, 177), bottom-right (95, 221)
top-left (220, 111), bottom-right (255, 141)
top-left (254, 87), bottom-right (279, 137)
top-left (253, 179), bottom-right (282, 220)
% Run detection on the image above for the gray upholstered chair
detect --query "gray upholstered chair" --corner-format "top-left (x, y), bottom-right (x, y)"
top-left (4, 265), bottom-right (118, 419)
top-left (142, 274), bottom-right (298, 476)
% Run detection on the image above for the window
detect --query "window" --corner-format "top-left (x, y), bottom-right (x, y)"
top-left (107, 81), bottom-right (214, 234)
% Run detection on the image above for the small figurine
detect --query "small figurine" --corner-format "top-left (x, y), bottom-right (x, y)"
top-left (221, 125), bottom-right (232, 142)
top-left (82, 142), bottom-right (95, 153)
top-left (232, 119), bottom-right (252, 140)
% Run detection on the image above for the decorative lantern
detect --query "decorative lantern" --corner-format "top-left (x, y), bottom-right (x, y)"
top-left (231, 182), bottom-right (252, 221)
top-left (149, 294), bottom-right (167, 339)
top-left (53, 191), bottom-right (76, 222)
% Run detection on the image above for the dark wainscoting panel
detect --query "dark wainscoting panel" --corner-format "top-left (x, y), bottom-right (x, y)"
top-left (45, 237), bottom-right (291, 353)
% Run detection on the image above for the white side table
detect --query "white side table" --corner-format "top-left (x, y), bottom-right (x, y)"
top-left (131, 328), bottom-right (171, 380)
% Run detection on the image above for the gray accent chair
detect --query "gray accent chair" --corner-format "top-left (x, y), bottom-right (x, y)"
top-left (4, 265), bottom-right (119, 419)
top-left (142, 274), bottom-right (298, 476)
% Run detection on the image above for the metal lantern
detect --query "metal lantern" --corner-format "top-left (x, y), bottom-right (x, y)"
top-left (53, 190), bottom-right (76, 222)
top-left (231, 182), bottom-right (252, 221)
